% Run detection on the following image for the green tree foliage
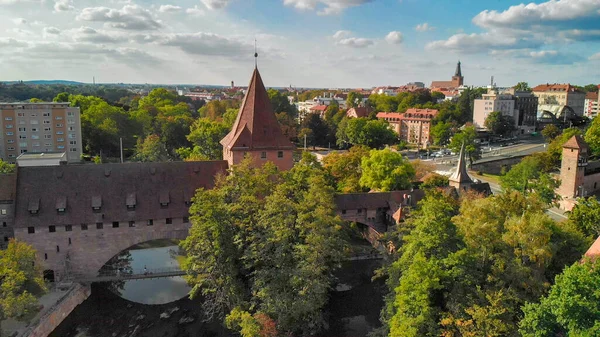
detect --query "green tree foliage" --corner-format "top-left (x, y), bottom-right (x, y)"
top-left (456, 87), bottom-right (486, 124)
top-left (0, 160), bottom-right (15, 174)
top-left (336, 117), bottom-right (397, 149)
top-left (132, 134), bottom-right (169, 162)
top-left (513, 82), bottom-right (532, 92)
top-left (520, 259), bottom-right (600, 337)
top-left (177, 118), bottom-right (230, 161)
top-left (500, 156), bottom-right (560, 204)
top-left (28, 98), bottom-right (43, 103)
top-left (567, 196), bottom-right (600, 238)
top-left (300, 113), bottom-right (331, 148)
top-left (359, 148), bottom-right (415, 191)
top-left (484, 111), bottom-right (516, 136)
top-left (381, 191), bottom-right (587, 337)
top-left (431, 121), bottom-right (453, 146)
top-left (421, 173), bottom-right (449, 189)
top-left (52, 92), bottom-right (70, 102)
top-left (322, 145), bottom-right (370, 193)
top-left (0, 239), bottom-right (46, 332)
top-left (585, 115), bottom-right (600, 156)
top-left (198, 100), bottom-right (240, 121)
top-left (181, 157), bottom-right (344, 336)
top-left (267, 89), bottom-right (297, 119)
top-left (541, 124), bottom-right (560, 142)
top-left (547, 128), bottom-right (581, 162)
top-left (346, 92), bottom-right (363, 108)
top-left (449, 125), bottom-right (480, 165)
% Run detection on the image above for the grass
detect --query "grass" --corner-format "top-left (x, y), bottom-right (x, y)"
top-left (471, 171), bottom-right (501, 185)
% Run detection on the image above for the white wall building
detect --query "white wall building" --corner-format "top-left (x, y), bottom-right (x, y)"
top-left (473, 87), bottom-right (517, 130)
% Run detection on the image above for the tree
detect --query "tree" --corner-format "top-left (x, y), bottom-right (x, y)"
top-left (359, 148), bottom-right (415, 191)
top-left (500, 156), bottom-right (560, 204)
top-left (132, 134), bottom-right (169, 162)
top-left (181, 157), bottom-right (344, 336)
top-left (548, 128), bottom-right (581, 163)
top-left (421, 173), bottom-right (449, 189)
top-left (520, 259), bottom-right (600, 337)
top-left (337, 117), bottom-right (397, 149)
top-left (583, 84), bottom-right (599, 93)
top-left (346, 92), bottom-right (363, 109)
top-left (322, 145), bottom-right (370, 193)
top-left (430, 121), bottom-right (453, 146)
top-left (513, 82), bottom-right (532, 92)
top-left (0, 240), bottom-right (46, 333)
top-left (449, 125), bottom-right (480, 165)
top-left (268, 89), bottom-right (297, 119)
top-left (178, 118), bottom-right (229, 161)
top-left (29, 98), bottom-right (43, 103)
top-left (585, 115), bottom-right (600, 156)
top-left (567, 196), bottom-right (600, 238)
top-left (484, 111), bottom-right (516, 136)
top-left (300, 113), bottom-right (330, 148)
top-left (0, 160), bottom-right (15, 174)
top-left (541, 124), bottom-right (560, 142)
top-left (52, 92), bottom-right (70, 102)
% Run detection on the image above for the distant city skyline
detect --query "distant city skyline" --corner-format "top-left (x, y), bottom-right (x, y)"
top-left (0, 0), bottom-right (599, 88)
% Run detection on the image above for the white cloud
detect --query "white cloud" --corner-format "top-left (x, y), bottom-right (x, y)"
top-left (332, 30), bottom-right (352, 39)
top-left (415, 22), bottom-right (434, 32)
top-left (200, 0), bottom-right (231, 10)
top-left (12, 18), bottom-right (27, 25)
top-left (426, 32), bottom-right (542, 54)
top-left (43, 26), bottom-right (61, 35)
top-left (71, 26), bottom-right (127, 44)
top-left (0, 38), bottom-right (27, 48)
top-left (54, 0), bottom-right (74, 12)
top-left (527, 50), bottom-right (583, 64)
top-left (186, 6), bottom-right (205, 16)
top-left (77, 5), bottom-right (162, 30)
top-left (336, 37), bottom-right (374, 48)
top-left (473, 0), bottom-right (600, 29)
top-left (283, 0), bottom-right (373, 15)
top-left (159, 32), bottom-right (253, 57)
top-left (158, 5), bottom-right (182, 13)
top-left (590, 52), bottom-right (600, 60)
top-left (385, 31), bottom-right (403, 44)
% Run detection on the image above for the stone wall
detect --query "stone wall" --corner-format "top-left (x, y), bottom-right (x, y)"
top-left (14, 217), bottom-right (190, 281)
top-left (18, 283), bottom-right (90, 337)
top-left (470, 155), bottom-right (528, 175)
top-left (583, 172), bottom-right (600, 196)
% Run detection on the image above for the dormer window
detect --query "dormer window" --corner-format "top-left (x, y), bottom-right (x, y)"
top-left (159, 191), bottom-right (170, 207)
top-left (56, 196), bottom-right (67, 214)
top-left (126, 193), bottom-right (136, 210)
top-left (28, 198), bottom-right (40, 215)
top-left (92, 196), bottom-right (102, 212)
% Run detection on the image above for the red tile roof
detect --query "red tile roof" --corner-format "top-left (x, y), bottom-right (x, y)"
top-left (377, 109), bottom-right (438, 121)
top-left (310, 105), bottom-right (328, 112)
top-left (585, 235), bottom-right (600, 258)
top-left (532, 83), bottom-right (582, 93)
top-left (586, 92), bottom-right (598, 100)
top-left (347, 107), bottom-right (371, 118)
top-left (221, 68), bottom-right (294, 150)
top-left (562, 135), bottom-right (589, 151)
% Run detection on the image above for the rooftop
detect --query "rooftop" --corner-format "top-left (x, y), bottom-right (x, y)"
top-left (17, 152), bottom-right (66, 160)
top-left (532, 83), bottom-right (583, 93)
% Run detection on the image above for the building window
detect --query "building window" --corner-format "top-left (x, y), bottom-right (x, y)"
top-left (43, 113), bottom-right (50, 117)
top-left (112, 221), bottom-right (119, 228)
top-left (56, 123), bottom-right (63, 128)
top-left (44, 253), bottom-right (47, 260)
top-left (68, 238), bottom-right (71, 245)
top-left (166, 218), bottom-right (172, 224)
top-left (65, 225), bottom-right (72, 232)
top-left (358, 209), bottom-right (362, 214)
top-left (129, 221), bottom-right (135, 227)
top-left (55, 116), bottom-right (63, 120)
top-left (342, 210), bottom-right (347, 214)
top-left (147, 219), bottom-right (153, 226)
top-left (183, 216), bottom-right (189, 223)
top-left (56, 131), bottom-right (64, 135)
top-left (2, 222), bottom-right (6, 227)
top-left (278, 151), bottom-right (283, 158)
top-left (96, 222), bottom-right (103, 229)
top-left (18, 127), bottom-right (26, 132)
top-left (49, 225), bottom-right (56, 233)
top-left (5, 124), bottom-right (13, 129)
top-left (28, 227), bottom-right (35, 234)
top-left (261, 151), bottom-right (267, 159)
top-left (1, 209), bottom-right (6, 215)
top-left (3, 236), bottom-right (8, 242)
top-left (4, 117), bottom-right (12, 121)
top-left (81, 224), bottom-right (88, 231)
top-left (67, 111), bottom-right (74, 117)
top-left (56, 245), bottom-right (60, 253)
top-left (6, 132), bottom-right (13, 136)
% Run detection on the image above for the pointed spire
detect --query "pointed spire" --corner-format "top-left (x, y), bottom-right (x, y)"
top-left (449, 141), bottom-right (473, 185)
top-left (254, 38), bottom-right (258, 69)
top-left (454, 60), bottom-right (462, 77)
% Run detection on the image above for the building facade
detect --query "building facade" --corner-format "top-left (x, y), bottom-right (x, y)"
top-left (430, 61), bottom-right (464, 89)
top-left (585, 91), bottom-right (599, 118)
top-left (377, 108), bottom-right (438, 148)
top-left (473, 88), bottom-right (517, 130)
top-left (532, 84), bottom-right (586, 117)
top-left (0, 103), bottom-right (82, 164)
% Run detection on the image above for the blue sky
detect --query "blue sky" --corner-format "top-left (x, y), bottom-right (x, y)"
top-left (0, 0), bottom-right (599, 88)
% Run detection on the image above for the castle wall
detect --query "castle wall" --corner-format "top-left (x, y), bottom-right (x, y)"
top-left (583, 172), bottom-right (600, 196)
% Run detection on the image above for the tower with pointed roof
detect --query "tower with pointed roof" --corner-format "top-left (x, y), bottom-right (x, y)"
top-left (449, 142), bottom-right (473, 191)
top-left (451, 61), bottom-right (464, 88)
top-left (558, 135), bottom-right (588, 198)
top-left (220, 66), bottom-right (296, 171)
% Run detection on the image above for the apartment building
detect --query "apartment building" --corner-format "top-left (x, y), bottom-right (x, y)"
top-left (532, 84), bottom-right (586, 116)
top-left (377, 108), bottom-right (438, 148)
top-left (473, 88), bottom-right (517, 130)
top-left (585, 91), bottom-right (599, 118)
top-left (0, 103), bottom-right (82, 164)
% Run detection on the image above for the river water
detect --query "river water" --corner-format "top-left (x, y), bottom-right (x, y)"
top-left (50, 243), bottom-right (384, 337)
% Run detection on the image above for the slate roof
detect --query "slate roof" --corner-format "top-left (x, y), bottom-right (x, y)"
top-left (221, 68), bottom-right (295, 151)
top-left (13, 161), bottom-right (228, 228)
top-left (0, 174), bottom-right (17, 202)
top-left (449, 142), bottom-right (473, 184)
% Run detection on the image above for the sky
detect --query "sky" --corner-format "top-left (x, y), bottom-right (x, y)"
top-left (0, 0), bottom-right (599, 88)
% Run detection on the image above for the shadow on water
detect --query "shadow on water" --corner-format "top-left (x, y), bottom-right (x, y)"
top-left (50, 256), bottom-right (384, 337)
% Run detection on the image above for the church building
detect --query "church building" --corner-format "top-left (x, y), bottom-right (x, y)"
top-left (430, 61), bottom-right (464, 90)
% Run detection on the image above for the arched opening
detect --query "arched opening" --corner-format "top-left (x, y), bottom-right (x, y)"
top-left (97, 239), bottom-right (190, 305)
top-left (43, 269), bottom-right (55, 283)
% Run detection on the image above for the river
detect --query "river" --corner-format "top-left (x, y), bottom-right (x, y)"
top-left (49, 243), bottom-right (384, 337)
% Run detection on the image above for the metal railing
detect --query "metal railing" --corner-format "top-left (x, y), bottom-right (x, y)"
top-left (72, 267), bottom-right (187, 283)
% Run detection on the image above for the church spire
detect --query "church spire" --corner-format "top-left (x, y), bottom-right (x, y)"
top-left (454, 60), bottom-right (462, 77)
top-left (449, 141), bottom-right (473, 190)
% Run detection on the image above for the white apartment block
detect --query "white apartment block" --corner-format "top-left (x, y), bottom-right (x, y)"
top-left (473, 88), bottom-right (517, 130)
top-left (0, 103), bottom-right (82, 164)
top-left (585, 92), bottom-right (599, 118)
